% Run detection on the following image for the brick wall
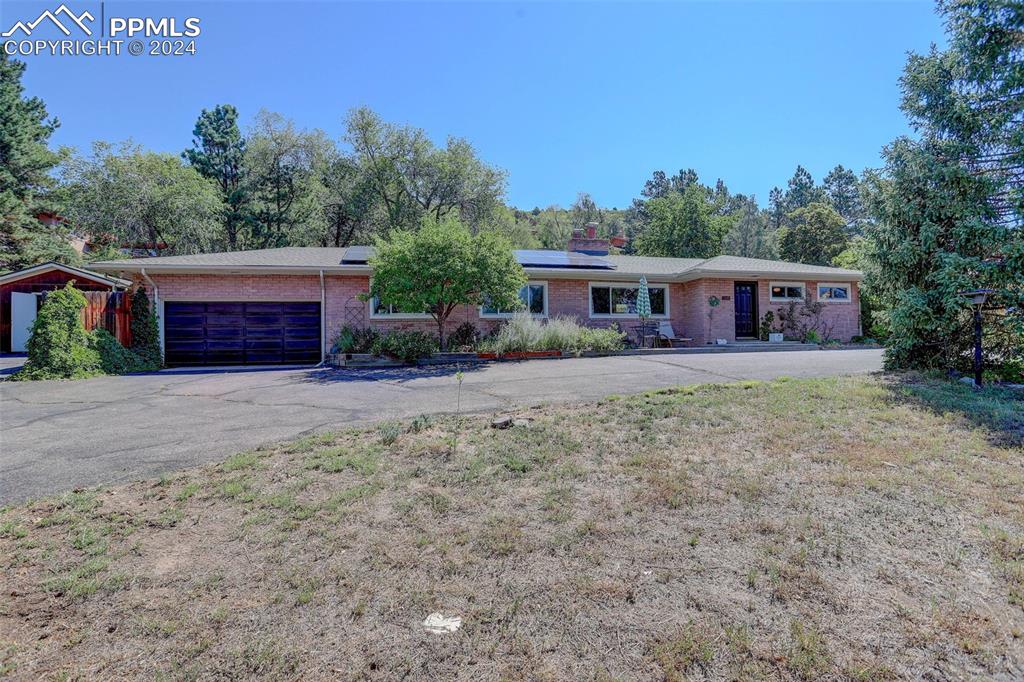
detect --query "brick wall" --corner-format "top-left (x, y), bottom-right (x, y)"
top-left (676, 279), bottom-right (861, 345)
top-left (138, 274), bottom-right (322, 302)
top-left (135, 273), bottom-right (861, 350)
top-left (758, 280), bottom-right (861, 342)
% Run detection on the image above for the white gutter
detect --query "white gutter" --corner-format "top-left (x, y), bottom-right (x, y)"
top-left (140, 267), bottom-right (163, 357)
top-left (679, 268), bottom-right (863, 282)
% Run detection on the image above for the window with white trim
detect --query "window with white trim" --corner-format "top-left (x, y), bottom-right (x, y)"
top-left (481, 282), bottom-right (547, 318)
top-left (369, 296), bottom-right (431, 319)
top-left (817, 283), bottom-right (851, 302)
top-left (590, 283), bottom-right (668, 317)
top-left (769, 282), bottom-right (806, 302)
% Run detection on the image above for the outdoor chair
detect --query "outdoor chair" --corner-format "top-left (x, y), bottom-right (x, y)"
top-left (656, 321), bottom-right (693, 348)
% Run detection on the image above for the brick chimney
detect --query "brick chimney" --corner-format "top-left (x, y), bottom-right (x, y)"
top-left (568, 221), bottom-right (610, 256)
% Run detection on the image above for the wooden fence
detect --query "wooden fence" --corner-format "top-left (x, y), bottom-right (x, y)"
top-left (81, 291), bottom-right (132, 346)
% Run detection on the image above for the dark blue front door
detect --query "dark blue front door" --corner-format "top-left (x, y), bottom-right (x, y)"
top-left (734, 282), bottom-right (758, 338)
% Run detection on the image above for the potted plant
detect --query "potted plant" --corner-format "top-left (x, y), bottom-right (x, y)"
top-left (759, 311), bottom-right (784, 342)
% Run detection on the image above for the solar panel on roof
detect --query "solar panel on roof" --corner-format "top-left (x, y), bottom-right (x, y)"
top-left (341, 246), bottom-right (374, 264)
top-left (514, 250), bottom-right (615, 269)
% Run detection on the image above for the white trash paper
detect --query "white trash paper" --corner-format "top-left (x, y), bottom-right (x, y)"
top-left (423, 612), bottom-right (462, 634)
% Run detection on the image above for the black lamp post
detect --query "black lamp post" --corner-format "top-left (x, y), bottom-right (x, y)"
top-left (958, 289), bottom-right (993, 388)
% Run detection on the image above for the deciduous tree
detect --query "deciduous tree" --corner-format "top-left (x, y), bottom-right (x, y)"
top-left (244, 110), bottom-right (331, 248)
top-left (635, 184), bottom-right (733, 259)
top-left (344, 107), bottom-right (506, 233)
top-left (779, 202), bottom-right (848, 265)
top-left (570, 192), bottom-right (601, 230)
top-left (314, 152), bottom-right (379, 247)
top-left (370, 216), bottom-right (526, 349)
top-left (61, 142), bottom-right (224, 255)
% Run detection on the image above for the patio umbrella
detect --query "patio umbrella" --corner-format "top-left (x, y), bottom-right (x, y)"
top-left (636, 276), bottom-right (652, 347)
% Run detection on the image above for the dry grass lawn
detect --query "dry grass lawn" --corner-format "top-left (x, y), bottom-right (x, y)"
top-left (1, 374), bottom-right (1022, 680)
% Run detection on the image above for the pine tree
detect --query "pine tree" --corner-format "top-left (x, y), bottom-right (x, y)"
top-left (767, 187), bottom-right (786, 230)
top-left (182, 105), bottom-right (250, 249)
top-left (822, 164), bottom-right (864, 231)
top-left (867, 0), bottom-right (1023, 372)
top-left (0, 53), bottom-right (72, 272)
top-left (723, 199), bottom-right (776, 259)
top-left (783, 165), bottom-right (823, 212)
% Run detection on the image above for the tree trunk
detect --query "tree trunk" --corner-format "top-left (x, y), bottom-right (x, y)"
top-left (437, 315), bottom-right (446, 352)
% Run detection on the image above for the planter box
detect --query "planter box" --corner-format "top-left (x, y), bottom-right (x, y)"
top-left (417, 352), bottom-right (479, 366)
top-left (512, 350), bottom-right (563, 360)
top-left (327, 353), bottom-right (402, 368)
top-left (768, 333), bottom-right (784, 343)
top-left (475, 348), bottom-right (565, 358)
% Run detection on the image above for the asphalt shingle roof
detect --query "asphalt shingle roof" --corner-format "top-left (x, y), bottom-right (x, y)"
top-left (694, 255), bottom-right (862, 278)
top-left (91, 246), bottom-right (862, 279)
top-left (93, 247), bottom-right (351, 268)
top-left (602, 254), bottom-right (704, 277)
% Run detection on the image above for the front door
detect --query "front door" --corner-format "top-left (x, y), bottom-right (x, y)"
top-left (11, 292), bottom-right (39, 352)
top-left (734, 282), bottom-right (758, 338)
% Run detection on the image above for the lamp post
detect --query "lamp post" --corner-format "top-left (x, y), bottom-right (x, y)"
top-left (958, 289), bottom-right (993, 388)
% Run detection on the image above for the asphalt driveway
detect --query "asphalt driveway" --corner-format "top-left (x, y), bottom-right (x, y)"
top-left (0, 349), bottom-right (882, 504)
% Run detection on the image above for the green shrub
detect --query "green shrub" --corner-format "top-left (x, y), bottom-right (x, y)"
top-left (573, 325), bottom-right (627, 354)
top-left (370, 330), bottom-right (438, 363)
top-left (988, 359), bottom-right (1024, 383)
top-left (538, 316), bottom-right (581, 351)
top-left (331, 326), bottom-right (379, 354)
top-left (758, 311), bottom-right (776, 341)
top-left (482, 313), bottom-right (543, 354)
top-left (480, 313), bottom-right (626, 355)
top-left (129, 288), bottom-right (161, 366)
top-left (93, 329), bottom-right (160, 374)
top-left (777, 295), bottom-right (833, 342)
top-left (447, 322), bottom-right (480, 351)
top-left (16, 284), bottom-right (101, 381)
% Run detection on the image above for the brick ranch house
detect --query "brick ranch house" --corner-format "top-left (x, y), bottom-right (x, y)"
top-left (90, 228), bottom-right (863, 367)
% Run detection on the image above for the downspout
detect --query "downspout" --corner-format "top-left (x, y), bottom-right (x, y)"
top-left (318, 269), bottom-right (326, 366)
top-left (140, 267), bottom-right (162, 358)
top-left (856, 282), bottom-right (863, 338)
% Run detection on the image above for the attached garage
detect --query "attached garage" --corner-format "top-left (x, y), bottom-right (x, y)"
top-left (164, 301), bottom-right (321, 367)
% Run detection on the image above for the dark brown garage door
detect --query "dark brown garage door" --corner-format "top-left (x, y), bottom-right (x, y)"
top-left (164, 302), bottom-right (321, 367)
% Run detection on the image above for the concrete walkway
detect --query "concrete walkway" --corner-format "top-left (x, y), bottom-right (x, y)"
top-left (0, 349), bottom-right (882, 504)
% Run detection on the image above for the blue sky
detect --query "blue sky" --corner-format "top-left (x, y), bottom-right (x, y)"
top-left (5, 1), bottom-right (944, 209)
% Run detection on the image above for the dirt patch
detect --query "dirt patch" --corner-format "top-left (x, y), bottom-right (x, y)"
top-left (1, 375), bottom-right (1022, 680)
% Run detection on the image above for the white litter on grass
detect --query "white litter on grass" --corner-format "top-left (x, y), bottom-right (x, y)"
top-left (423, 612), bottom-right (462, 633)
